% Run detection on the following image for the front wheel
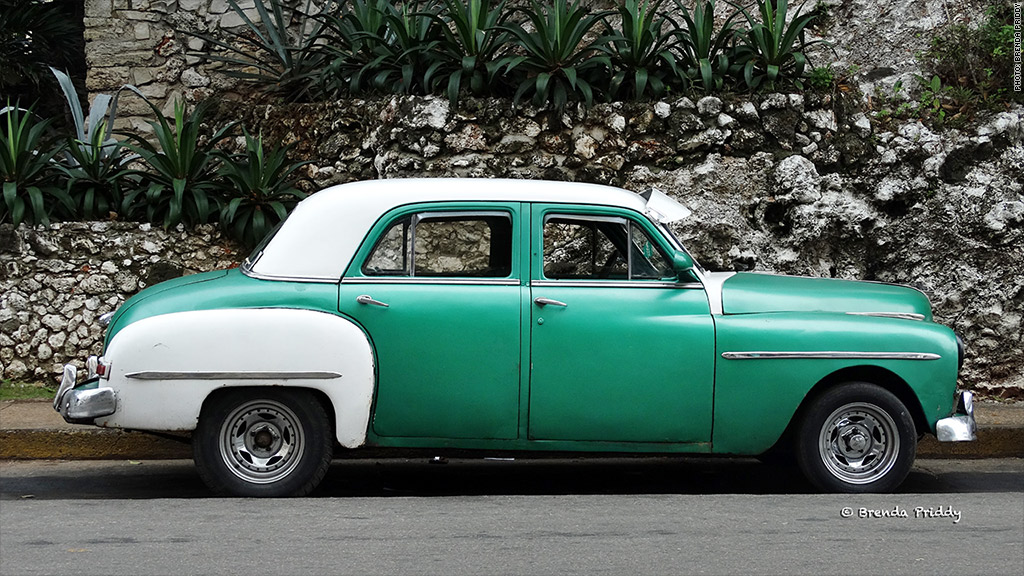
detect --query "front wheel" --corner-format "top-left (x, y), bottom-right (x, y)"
top-left (796, 383), bottom-right (916, 493)
top-left (194, 389), bottom-right (333, 497)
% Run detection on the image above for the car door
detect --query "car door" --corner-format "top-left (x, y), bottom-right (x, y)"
top-left (528, 204), bottom-right (716, 444)
top-left (338, 203), bottom-right (523, 440)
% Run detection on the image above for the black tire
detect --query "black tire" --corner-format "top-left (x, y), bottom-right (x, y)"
top-left (795, 382), bottom-right (916, 493)
top-left (193, 388), bottom-right (333, 497)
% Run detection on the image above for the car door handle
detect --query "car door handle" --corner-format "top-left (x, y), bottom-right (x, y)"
top-left (356, 294), bottom-right (389, 308)
top-left (534, 297), bottom-right (567, 307)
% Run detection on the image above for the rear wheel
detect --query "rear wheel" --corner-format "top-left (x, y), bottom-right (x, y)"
top-left (193, 388), bottom-right (332, 497)
top-left (796, 382), bottom-right (916, 493)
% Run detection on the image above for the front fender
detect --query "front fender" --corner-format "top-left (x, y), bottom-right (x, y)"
top-left (97, 308), bottom-right (375, 448)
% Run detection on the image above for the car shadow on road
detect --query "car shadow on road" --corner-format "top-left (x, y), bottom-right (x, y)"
top-left (2, 457), bottom-right (1021, 499)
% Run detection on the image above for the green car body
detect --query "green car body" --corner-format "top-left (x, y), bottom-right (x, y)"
top-left (55, 179), bottom-right (975, 497)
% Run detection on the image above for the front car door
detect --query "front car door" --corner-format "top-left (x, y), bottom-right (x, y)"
top-left (339, 203), bottom-right (523, 440)
top-left (527, 204), bottom-right (716, 445)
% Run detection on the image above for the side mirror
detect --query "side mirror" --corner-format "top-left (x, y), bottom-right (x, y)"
top-left (671, 250), bottom-right (694, 272)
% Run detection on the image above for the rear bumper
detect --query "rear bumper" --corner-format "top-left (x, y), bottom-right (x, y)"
top-left (53, 363), bottom-right (116, 424)
top-left (935, 390), bottom-right (977, 442)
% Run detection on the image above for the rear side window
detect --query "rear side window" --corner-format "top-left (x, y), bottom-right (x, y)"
top-left (362, 212), bottom-right (513, 278)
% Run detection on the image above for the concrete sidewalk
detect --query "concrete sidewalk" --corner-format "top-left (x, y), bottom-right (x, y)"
top-left (1, 399), bottom-right (1023, 460)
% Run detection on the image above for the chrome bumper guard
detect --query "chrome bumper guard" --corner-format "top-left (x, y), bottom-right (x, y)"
top-left (53, 363), bottom-right (116, 423)
top-left (935, 390), bottom-right (977, 442)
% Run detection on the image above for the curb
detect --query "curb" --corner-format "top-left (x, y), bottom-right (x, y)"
top-left (0, 429), bottom-right (190, 460)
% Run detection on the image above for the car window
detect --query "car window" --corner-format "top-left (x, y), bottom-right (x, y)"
top-left (543, 215), bottom-right (674, 281)
top-left (363, 212), bottom-right (513, 278)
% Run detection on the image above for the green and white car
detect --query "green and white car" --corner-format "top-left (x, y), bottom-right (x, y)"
top-left (54, 178), bottom-right (976, 496)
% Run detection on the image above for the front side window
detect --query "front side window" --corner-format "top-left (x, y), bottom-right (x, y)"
top-left (543, 215), bottom-right (674, 281)
top-left (363, 212), bottom-right (513, 278)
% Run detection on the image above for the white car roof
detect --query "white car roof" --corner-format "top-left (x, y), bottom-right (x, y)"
top-left (247, 178), bottom-right (671, 282)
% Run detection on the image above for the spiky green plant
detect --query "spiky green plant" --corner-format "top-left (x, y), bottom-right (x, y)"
top-left (126, 100), bottom-right (236, 228)
top-left (50, 68), bottom-right (138, 219)
top-left (729, 0), bottom-right (823, 91)
top-left (216, 130), bottom-right (309, 248)
top-left (183, 0), bottom-right (331, 102)
top-left (431, 0), bottom-right (513, 103)
top-left (0, 103), bottom-right (69, 226)
top-left (496, 0), bottom-right (613, 111)
top-left (674, 0), bottom-right (739, 92)
top-left (604, 0), bottom-right (682, 100)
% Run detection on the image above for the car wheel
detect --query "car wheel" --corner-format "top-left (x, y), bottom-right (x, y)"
top-left (796, 382), bottom-right (916, 493)
top-left (193, 388), bottom-right (332, 497)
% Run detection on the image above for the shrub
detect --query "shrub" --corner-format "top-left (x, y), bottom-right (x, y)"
top-left (217, 130), bottom-right (309, 248)
top-left (921, 0), bottom-right (1021, 108)
top-left (496, 0), bottom-right (613, 111)
top-left (50, 68), bottom-right (138, 220)
top-left (674, 0), bottom-right (739, 92)
top-left (604, 0), bottom-right (683, 100)
top-left (730, 0), bottom-right (823, 91)
top-left (0, 103), bottom-right (70, 226)
top-left (126, 100), bottom-right (237, 228)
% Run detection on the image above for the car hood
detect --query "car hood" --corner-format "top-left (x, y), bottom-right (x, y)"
top-left (720, 272), bottom-right (933, 320)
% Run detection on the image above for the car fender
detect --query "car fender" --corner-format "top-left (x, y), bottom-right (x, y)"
top-left (96, 308), bottom-right (375, 448)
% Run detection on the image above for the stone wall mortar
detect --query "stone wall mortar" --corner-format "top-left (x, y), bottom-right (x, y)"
top-left (0, 222), bottom-right (241, 382)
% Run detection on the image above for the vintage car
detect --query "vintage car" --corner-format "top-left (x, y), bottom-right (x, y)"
top-left (54, 178), bottom-right (976, 496)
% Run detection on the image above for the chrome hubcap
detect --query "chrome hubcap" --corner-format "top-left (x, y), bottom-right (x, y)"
top-left (219, 400), bottom-right (305, 485)
top-left (819, 402), bottom-right (899, 485)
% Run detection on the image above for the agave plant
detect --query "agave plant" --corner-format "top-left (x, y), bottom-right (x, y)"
top-left (496, 0), bottom-right (613, 111)
top-left (0, 103), bottom-right (70, 226)
top-left (318, 0), bottom-right (394, 95)
top-left (50, 68), bottom-right (137, 220)
top-left (603, 0), bottom-right (682, 100)
top-left (126, 100), bottom-right (236, 228)
top-left (216, 129), bottom-right (309, 247)
top-left (362, 0), bottom-right (448, 95)
top-left (729, 0), bottom-right (823, 91)
top-left (674, 0), bottom-right (740, 92)
top-left (183, 0), bottom-right (331, 102)
top-left (431, 0), bottom-right (513, 103)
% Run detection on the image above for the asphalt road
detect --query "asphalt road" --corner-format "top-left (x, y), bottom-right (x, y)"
top-left (1, 457), bottom-right (1022, 575)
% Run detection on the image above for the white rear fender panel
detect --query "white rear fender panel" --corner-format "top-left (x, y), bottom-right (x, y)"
top-left (97, 308), bottom-right (376, 448)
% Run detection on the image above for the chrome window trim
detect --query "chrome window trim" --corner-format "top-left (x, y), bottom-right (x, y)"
top-left (343, 277), bottom-right (520, 286)
top-left (721, 351), bottom-right (941, 361)
top-left (846, 311), bottom-right (926, 321)
top-left (530, 280), bottom-right (702, 289)
top-left (125, 370), bottom-right (343, 380)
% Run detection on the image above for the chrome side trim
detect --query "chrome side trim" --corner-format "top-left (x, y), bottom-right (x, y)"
top-left (721, 351), bottom-right (942, 361)
top-left (698, 271), bottom-right (735, 315)
top-left (936, 391), bottom-right (977, 442)
top-left (343, 277), bottom-right (519, 286)
top-left (847, 311), bottom-right (926, 321)
top-left (125, 370), bottom-right (343, 380)
top-left (530, 280), bottom-right (702, 289)
top-left (242, 268), bottom-right (340, 284)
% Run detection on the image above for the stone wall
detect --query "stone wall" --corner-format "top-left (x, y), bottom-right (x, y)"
top-left (83, 0), bottom-right (993, 130)
top-left (0, 223), bottom-right (241, 381)
top-left (228, 93), bottom-right (1023, 397)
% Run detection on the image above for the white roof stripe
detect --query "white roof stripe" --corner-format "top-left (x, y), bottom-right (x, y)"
top-left (250, 178), bottom-right (652, 281)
